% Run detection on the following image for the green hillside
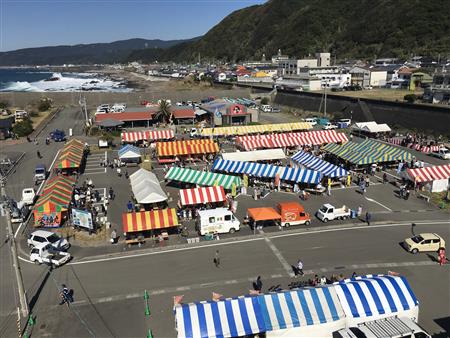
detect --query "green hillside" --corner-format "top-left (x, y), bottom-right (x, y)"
top-left (153, 0), bottom-right (450, 62)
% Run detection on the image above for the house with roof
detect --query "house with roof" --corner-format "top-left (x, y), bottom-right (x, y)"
top-left (95, 107), bottom-right (157, 128)
top-left (202, 99), bottom-right (255, 126)
top-left (349, 66), bottom-right (387, 87)
top-left (171, 106), bottom-right (196, 125)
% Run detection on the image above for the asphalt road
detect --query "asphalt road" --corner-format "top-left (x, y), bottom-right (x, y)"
top-left (1, 221), bottom-right (448, 338)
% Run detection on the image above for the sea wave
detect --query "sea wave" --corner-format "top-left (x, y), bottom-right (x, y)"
top-left (0, 72), bottom-right (131, 92)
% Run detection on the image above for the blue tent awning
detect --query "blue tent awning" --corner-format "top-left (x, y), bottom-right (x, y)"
top-left (291, 151), bottom-right (348, 178)
top-left (279, 167), bottom-right (322, 184)
top-left (118, 144), bottom-right (141, 159)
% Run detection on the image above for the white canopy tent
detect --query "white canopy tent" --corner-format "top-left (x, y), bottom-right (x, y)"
top-left (353, 121), bottom-right (391, 133)
top-left (129, 169), bottom-right (168, 204)
top-left (118, 145), bottom-right (142, 160)
top-left (222, 148), bottom-right (286, 162)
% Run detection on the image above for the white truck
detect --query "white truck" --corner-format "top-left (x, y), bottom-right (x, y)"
top-left (196, 208), bottom-right (241, 235)
top-left (30, 243), bottom-right (71, 267)
top-left (430, 147), bottom-right (450, 160)
top-left (316, 203), bottom-right (351, 222)
top-left (22, 188), bottom-right (36, 206)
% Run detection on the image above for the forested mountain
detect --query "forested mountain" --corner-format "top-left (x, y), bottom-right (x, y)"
top-left (151, 0), bottom-right (450, 62)
top-left (0, 38), bottom-right (190, 66)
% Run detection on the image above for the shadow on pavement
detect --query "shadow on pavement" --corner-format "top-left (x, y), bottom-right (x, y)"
top-left (28, 268), bottom-right (51, 312)
top-left (433, 316), bottom-right (450, 338)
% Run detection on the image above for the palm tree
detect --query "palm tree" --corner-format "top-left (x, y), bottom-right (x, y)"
top-left (157, 99), bottom-right (172, 124)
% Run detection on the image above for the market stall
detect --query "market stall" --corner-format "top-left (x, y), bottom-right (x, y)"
top-left (122, 208), bottom-right (179, 239)
top-left (118, 145), bottom-right (142, 163)
top-left (323, 139), bottom-right (412, 166)
top-left (406, 164), bottom-right (450, 192)
top-left (165, 167), bottom-right (241, 190)
top-left (33, 176), bottom-right (76, 227)
top-left (174, 274), bottom-right (418, 338)
top-left (121, 129), bottom-right (174, 143)
top-left (199, 122), bottom-right (312, 137)
top-left (221, 148), bottom-right (286, 162)
top-left (129, 169), bottom-right (168, 205)
top-left (291, 150), bottom-right (348, 178)
top-left (179, 186), bottom-right (226, 206)
top-left (237, 130), bottom-right (348, 151)
top-left (157, 139), bottom-right (219, 163)
top-left (55, 139), bottom-right (86, 174)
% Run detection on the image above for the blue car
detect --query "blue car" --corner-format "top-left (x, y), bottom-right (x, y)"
top-left (50, 129), bottom-right (66, 142)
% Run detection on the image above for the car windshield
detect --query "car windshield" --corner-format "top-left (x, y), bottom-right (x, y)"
top-left (411, 235), bottom-right (424, 243)
top-left (47, 234), bottom-right (60, 243)
top-left (319, 206), bottom-right (328, 213)
top-left (35, 169), bottom-right (45, 174)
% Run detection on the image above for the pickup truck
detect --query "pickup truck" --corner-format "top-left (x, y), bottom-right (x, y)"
top-left (22, 188), bottom-right (36, 205)
top-left (10, 201), bottom-right (29, 223)
top-left (30, 243), bottom-right (71, 267)
top-left (34, 164), bottom-right (47, 184)
top-left (430, 147), bottom-right (450, 160)
top-left (316, 203), bottom-right (351, 222)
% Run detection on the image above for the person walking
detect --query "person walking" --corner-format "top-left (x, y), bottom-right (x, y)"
top-left (127, 200), bottom-right (133, 213)
top-left (37, 150), bottom-right (42, 159)
top-left (253, 276), bottom-right (263, 292)
top-left (108, 187), bottom-right (114, 200)
top-left (213, 250), bottom-right (220, 268)
top-left (438, 247), bottom-right (446, 266)
top-left (365, 211), bottom-right (371, 226)
top-left (295, 259), bottom-right (304, 276)
top-left (59, 284), bottom-right (74, 305)
top-left (346, 173), bottom-right (351, 187)
top-left (110, 229), bottom-right (117, 244)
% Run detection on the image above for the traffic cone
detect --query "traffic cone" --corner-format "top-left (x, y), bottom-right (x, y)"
top-left (28, 316), bottom-right (35, 326)
top-left (145, 303), bottom-right (151, 316)
top-left (144, 290), bottom-right (149, 300)
top-left (147, 329), bottom-right (153, 338)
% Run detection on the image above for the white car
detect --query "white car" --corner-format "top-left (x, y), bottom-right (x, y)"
top-left (27, 230), bottom-right (70, 251)
top-left (30, 243), bottom-right (71, 267)
top-left (22, 188), bottom-right (36, 205)
top-left (304, 118), bottom-right (317, 126)
top-left (323, 123), bottom-right (338, 130)
top-left (316, 204), bottom-right (351, 222)
top-left (430, 148), bottom-right (450, 160)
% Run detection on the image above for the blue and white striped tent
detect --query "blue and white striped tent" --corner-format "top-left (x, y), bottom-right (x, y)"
top-left (175, 297), bottom-right (265, 338)
top-left (212, 159), bottom-right (280, 179)
top-left (280, 166), bottom-right (322, 184)
top-left (333, 275), bottom-right (419, 320)
top-left (212, 159), bottom-right (322, 184)
top-left (118, 144), bottom-right (141, 160)
top-left (291, 151), bottom-right (348, 178)
top-left (257, 287), bottom-right (345, 331)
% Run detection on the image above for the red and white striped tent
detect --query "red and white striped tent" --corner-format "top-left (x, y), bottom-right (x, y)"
top-left (179, 186), bottom-right (226, 206)
top-left (407, 164), bottom-right (450, 183)
top-left (121, 129), bottom-right (174, 143)
top-left (236, 130), bottom-right (348, 150)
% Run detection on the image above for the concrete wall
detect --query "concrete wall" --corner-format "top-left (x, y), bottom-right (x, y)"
top-left (274, 90), bottom-right (450, 135)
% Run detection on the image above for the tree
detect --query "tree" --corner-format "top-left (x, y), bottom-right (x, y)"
top-left (12, 118), bottom-right (33, 137)
top-left (157, 100), bottom-right (173, 124)
top-left (38, 98), bottom-right (52, 112)
top-left (260, 97), bottom-right (269, 105)
top-left (404, 94), bottom-right (417, 103)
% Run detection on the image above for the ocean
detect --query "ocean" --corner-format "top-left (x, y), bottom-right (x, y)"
top-left (0, 68), bottom-right (131, 92)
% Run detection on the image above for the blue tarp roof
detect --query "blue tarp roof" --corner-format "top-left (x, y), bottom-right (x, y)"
top-left (118, 144), bottom-right (141, 158)
top-left (291, 151), bottom-right (348, 178)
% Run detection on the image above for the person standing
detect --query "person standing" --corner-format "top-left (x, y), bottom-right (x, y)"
top-left (110, 229), bottom-right (117, 244)
top-left (365, 211), bottom-right (371, 226)
top-left (213, 250), bottom-right (220, 268)
top-left (37, 150), bottom-right (42, 159)
top-left (253, 276), bottom-right (263, 292)
top-left (296, 260), bottom-right (304, 276)
top-left (127, 200), bottom-right (133, 213)
top-left (347, 174), bottom-right (351, 187)
top-left (438, 247), bottom-right (446, 266)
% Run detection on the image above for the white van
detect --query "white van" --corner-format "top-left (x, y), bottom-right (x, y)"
top-left (260, 104), bottom-right (272, 112)
top-left (196, 208), bottom-right (240, 235)
top-left (304, 118), bottom-right (317, 126)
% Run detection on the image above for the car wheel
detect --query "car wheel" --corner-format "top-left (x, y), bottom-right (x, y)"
top-left (342, 216), bottom-right (348, 220)
top-left (285, 223), bottom-right (290, 228)
top-left (305, 221), bottom-right (310, 226)
top-left (411, 248), bottom-right (419, 254)
top-left (323, 218), bottom-right (328, 223)
top-left (229, 228), bottom-right (235, 234)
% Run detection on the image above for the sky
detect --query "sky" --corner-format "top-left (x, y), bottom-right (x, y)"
top-left (0, 0), bottom-right (266, 52)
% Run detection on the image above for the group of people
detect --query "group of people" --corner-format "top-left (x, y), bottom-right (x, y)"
top-left (72, 178), bottom-right (107, 222)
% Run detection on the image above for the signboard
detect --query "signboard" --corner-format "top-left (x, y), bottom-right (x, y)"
top-left (35, 212), bottom-right (61, 228)
top-left (72, 209), bottom-right (93, 230)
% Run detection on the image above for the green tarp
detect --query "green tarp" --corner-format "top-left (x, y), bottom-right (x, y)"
top-left (165, 167), bottom-right (241, 190)
top-left (323, 139), bottom-right (411, 165)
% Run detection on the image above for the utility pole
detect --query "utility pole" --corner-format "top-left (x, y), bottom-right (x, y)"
top-left (0, 176), bottom-right (29, 318)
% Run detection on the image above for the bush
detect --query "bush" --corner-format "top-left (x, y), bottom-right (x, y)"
top-left (12, 118), bottom-right (33, 136)
top-left (404, 94), bottom-right (417, 103)
top-left (0, 101), bottom-right (8, 109)
top-left (29, 110), bottom-right (39, 117)
top-left (38, 98), bottom-right (52, 112)
top-left (260, 97), bottom-right (269, 105)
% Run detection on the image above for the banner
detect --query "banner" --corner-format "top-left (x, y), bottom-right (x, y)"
top-left (72, 209), bottom-right (93, 230)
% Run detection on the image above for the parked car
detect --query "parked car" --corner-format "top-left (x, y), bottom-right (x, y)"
top-left (196, 208), bottom-right (240, 235)
top-left (271, 107), bottom-right (281, 113)
top-left (14, 110), bottom-right (28, 122)
top-left (96, 104), bottom-right (110, 113)
top-left (30, 243), bottom-right (71, 267)
top-left (430, 147), bottom-right (450, 160)
top-left (22, 188), bottom-right (36, 205)
top-left (323, 122), bottom-right (338, 130)
top-left (34, 164), bottom-right (47, 185)
top-left (304, 118), bottom-right (317, 126)
top-left (316, 204), bottom-right (351, 222)
top-left (27, 230), bottom-right (70, 250)
top-left (403, 233), bottom-right (445, 254)
top-left (260, 104), bottom-right (272, 112)
top-left (50, 129), bottom-right (66, 142)
top-left (9, 201), bottom-right (29, 223)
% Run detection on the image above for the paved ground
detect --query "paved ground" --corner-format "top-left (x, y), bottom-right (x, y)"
top-left (1, 106), bottom-right (450, 338)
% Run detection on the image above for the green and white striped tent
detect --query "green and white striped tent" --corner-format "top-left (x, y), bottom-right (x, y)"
top-left (165, 167), bottom-right (241, 190)
top-left (323, 139), bottom-right (411, 165)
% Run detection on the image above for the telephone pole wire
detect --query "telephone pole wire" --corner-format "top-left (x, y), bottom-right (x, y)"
top-left (1, 175), bottom-right (29, 318)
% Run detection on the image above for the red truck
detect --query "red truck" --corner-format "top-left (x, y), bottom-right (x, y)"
top-left (247, 202), bottom-right (311, 228)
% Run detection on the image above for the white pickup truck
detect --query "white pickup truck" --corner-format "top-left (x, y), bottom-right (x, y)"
top-left (316, 203), bottom-right (351, 222)
top-left (30, 243), bottom-right (71, 267)
top-left (430, 147), bottom-right (450, 160)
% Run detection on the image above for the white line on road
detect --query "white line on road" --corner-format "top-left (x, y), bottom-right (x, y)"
top-left (263, 237), bottom-right (294, 277)
top-left (364, 196), bottom-right (393, 211)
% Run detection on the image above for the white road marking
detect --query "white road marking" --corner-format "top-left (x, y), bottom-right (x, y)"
top-left (16, 220), bottom-right (450, 265)
top-left (263, 237), bottom-right (294, 277)
top-left (64, 260), bottom-right (439, 307)
top-left (364, 196), bottom-right (393, 211)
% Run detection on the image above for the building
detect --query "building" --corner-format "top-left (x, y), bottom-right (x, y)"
top-left (275, 75), bottom-right (322, 91)
top-left (349, 66), bottom-right (387, 87)
top-left (278, 52), bottom-right (331, 76)
top-left (171, 106), bottom-right (196, 125)
top-left (271, 49), bottom-right (290, 65)
top-left (423, 72), bottom-right (450, 104)
top-left (202, 99), bottom-right (256, 126)
top-left (298, 66), bottom-right (351, 88)
top-left (94, 107), bottom-right (157, 128)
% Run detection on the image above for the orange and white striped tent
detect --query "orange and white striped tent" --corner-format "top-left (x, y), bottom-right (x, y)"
top-left (157, 139), bottom-right (219, 157)
top-left (122, 208), bottom-right (179, 233)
